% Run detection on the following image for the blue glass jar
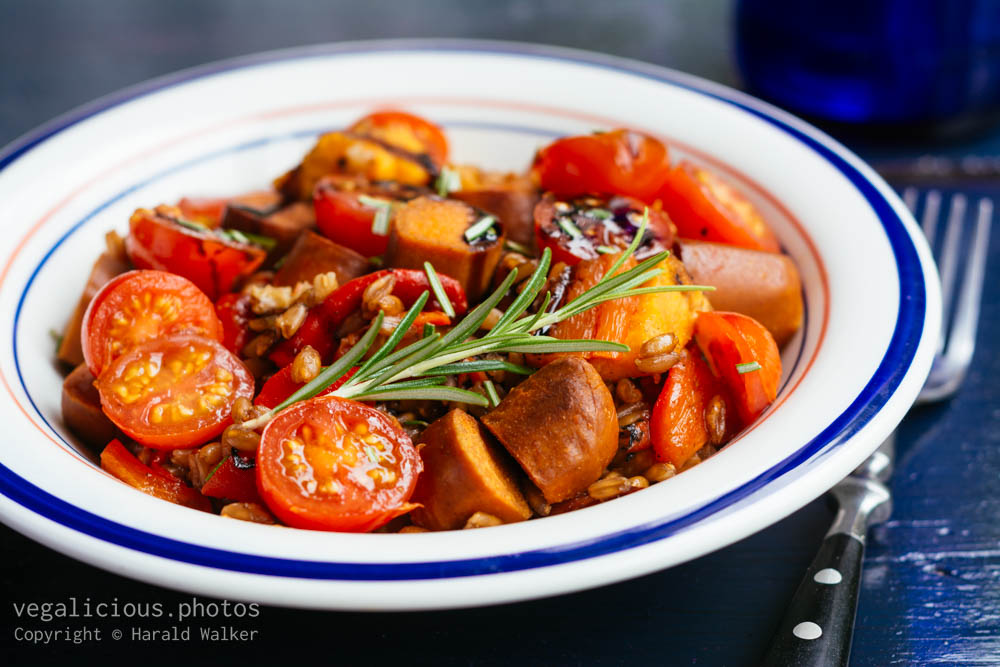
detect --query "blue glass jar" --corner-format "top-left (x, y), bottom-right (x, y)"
top-left (736, 0), bottom-right (1000, 132)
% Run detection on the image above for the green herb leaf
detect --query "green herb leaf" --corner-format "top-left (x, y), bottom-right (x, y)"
top-left (586, 208), bottom-right (613, 220)
top-left (504, 239), bottom-right (533, 255)
top-left (464, 215), bottom-right (496, 243)
top-left (557, 216), bottom-right (583, 240)
top-left (423, 262), bottom-right (456, 318)
top-left (435, 166), bottom-right (461, 197)
top-left (596, 245), bottom-right (617, 254)
top-left (359, 195), bottom-right (393, 236)
top-left (483, 380), bottom-right (501, 408)
top-left (175, 218), bottom-right (209, 232)
top-left (353, 386), bottom-right (490, 406)
top-left (420, 360), bottom-right (534, 376)
top-left (736, 361), bottom-right (762, 374)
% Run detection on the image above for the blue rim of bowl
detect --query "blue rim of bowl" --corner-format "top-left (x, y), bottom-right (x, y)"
top-left (0, 41), bottom-right (926, 581)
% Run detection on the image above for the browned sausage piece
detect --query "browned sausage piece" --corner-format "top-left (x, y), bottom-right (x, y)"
top-left (62, 364), bottom-right (118, 449)
top-left (224, 200), bottom-right (316, 258)
top-left (272, 231), bottom-right (369, 287)
top-left (410, 410), bottom-right (531, 530)
top-left (385, 196), bottom-right (505, 301)
top-left (677, 239), bottom-right (804, 347)
top-left (219, 190), bottom-right (283, 233)
top-left (452, 168), bottom-right (539, 249)
top-left (481, 357), bottom-right (618, 503)
top-left (57, 240), bottom-right (131, 367)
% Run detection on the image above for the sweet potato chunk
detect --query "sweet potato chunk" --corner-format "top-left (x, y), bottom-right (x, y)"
top-left (62, 364), bottom-right (118, 449)
top-left (452, 166), bottom-right (539, 249)
top-left (410, 410), bottom-right (531, 530)
top-left (58, 237), bottom-right (131, 367)
top-left (677, 239), bottom-right (803, 346)
top-left (482, 358), bottom-right (618, 503)
top-left (273, 231), bottom-right (369, 287)
top-left (385, 196), bottom-right (505, 301)
top-left (530, 252), bottom-right (711, 380)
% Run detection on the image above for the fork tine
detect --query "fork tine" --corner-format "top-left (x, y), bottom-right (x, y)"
top-left (944, 198), bottom-right (993, 373)
top-left (935, 193), bottom-right (967, 355)
top-left (903, 186), bottom-right (919, 214)
top-left (921, 189), bottom-right (942, 241)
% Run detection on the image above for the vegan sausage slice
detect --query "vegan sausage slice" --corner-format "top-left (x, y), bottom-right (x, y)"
top-left (411, 410), bottom-right (531, 530)
top-left (482, 358), bottom-right (618, 503)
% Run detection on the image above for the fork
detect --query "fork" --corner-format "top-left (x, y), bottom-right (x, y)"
top-left (760, 190), bottom-right (993, 667)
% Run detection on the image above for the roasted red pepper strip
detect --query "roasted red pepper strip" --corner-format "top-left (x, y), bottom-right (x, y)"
top-left (269, 269), bottom-right (467, 366)
top-left (201, 453), bottom-right (261, 504)
top-left (215, 292), bottom-right (253, 355)
top-left (100, 439), bottom-right (211, 511)
top-left (254, 365), bottom-right (358, 409)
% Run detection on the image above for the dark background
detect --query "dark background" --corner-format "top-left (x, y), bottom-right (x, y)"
top-left (3, 1), bottom-right (999, 665)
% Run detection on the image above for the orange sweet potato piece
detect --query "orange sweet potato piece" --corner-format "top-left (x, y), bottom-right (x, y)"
top-left (273, 231), bottom-right (369, 287)
top-left (385, 196), bottom-right (505, 301)
top-left (482, 358), bottom-right (618, 503)
top-left (677, 239), bottom-right (803, 346)
top-left (62, 364), bottom-right (119, 449)
top-left (410, 410), bottom-right (531, 530)
top-left (530, 253), bottom-right (710, 380)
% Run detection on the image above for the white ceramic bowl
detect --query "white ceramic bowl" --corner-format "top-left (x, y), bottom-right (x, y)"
top-left (0, 40), bottom-right (940, 610)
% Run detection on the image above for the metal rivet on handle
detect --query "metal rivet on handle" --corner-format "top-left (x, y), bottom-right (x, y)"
top-left (792, 622), bottom-right (823, 640)
top-left (813, 568), bottom-right (843, 585)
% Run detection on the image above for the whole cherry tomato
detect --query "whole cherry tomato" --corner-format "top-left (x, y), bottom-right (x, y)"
top-left (533, 129), bottom-right (671, 202)
top-left (256, 396), bottom-right (421, 532)
top-left (83, 270), bottom-right (223, 377)
top-left (95, 334), bottom-right (255, 450)
top-left (656, 161), bottom-right (781, 252)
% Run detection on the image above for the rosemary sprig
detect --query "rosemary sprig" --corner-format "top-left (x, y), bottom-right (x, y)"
top-left (242, 212), bottom-right (715, 428)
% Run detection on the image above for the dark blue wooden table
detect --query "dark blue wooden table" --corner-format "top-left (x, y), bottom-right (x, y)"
top-left (2, 2), bottom-right (998, 665)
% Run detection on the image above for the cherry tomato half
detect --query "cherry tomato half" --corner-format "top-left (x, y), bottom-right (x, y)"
top-left (125, 206), bottom-right (267, 300)
top-left (533, 194), bottom-right (675, 266)
top-left (349, 110), bottom-right (449, 168)
top-left (313, 176), bottom-right (428, 257)
top-left (656, 161), bottom-right (781, 252)
top-left (693, 311), bottom-right (781, 424)
top-left (95, 334), bottom-right (255, 450)
top-left (256, 396), bottom-right (421, 532)
top-left (83, 270), bottom-right (223, 377)
top-left (533, 129), bottom-right (671, 202)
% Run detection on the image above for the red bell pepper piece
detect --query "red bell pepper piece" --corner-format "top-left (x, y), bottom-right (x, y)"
top-left (254, 365), bottom-right (358, 409)
top-left (100, 439), bottom-right (211, 511)
top-left (269, 269), bottom-right (467, 366)
top-left (215, 292), bottom-right (253, 355)
top-left (201, 453), bottom-right (261, 504)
